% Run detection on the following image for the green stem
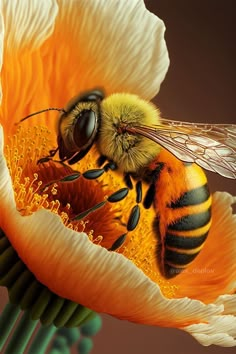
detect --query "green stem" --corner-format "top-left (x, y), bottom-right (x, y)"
top-left (28, 323), bottom-right (57, 354)
top-left (5, 310), bottom-right (39, 354)
top-left (0, 302), bottom-right (21, 351)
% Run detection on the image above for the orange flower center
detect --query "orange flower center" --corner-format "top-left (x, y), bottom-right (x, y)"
top-left (4, 125), bottom-right (178, 298)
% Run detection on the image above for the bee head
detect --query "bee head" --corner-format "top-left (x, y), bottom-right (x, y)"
top-left (58, 89), bottom-right (105, 162)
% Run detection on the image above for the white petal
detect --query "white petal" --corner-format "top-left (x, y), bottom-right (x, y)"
top-left (215, 294), bottom-right (236, 316)
top-left (55, 0), bottom-right (169, 99)
top-left (183, 316), bottom-right (236, 347)
top-left (1, 0), bottom-right (58, 52)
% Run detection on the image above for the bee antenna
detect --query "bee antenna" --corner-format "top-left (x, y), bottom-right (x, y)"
top-left (15, 107), bottom-right (66, 125)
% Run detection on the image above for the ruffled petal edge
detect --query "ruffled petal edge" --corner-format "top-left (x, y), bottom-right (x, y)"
top-left (52, 0), bottom-right (169, 99)
top-left (1, 0), bottom-right (58, 53)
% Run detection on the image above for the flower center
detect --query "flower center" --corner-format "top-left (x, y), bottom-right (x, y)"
top-left (5, 125), bottom-right (178, 298)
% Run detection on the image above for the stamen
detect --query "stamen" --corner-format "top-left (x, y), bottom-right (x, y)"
top-left (25, 174), bottom-right (39, 200)
top-left (49, 200), bottom-right (60, 214)
top-left (51, 185), bottom-right (58, 195)
top-left (80, 220), bottom-right (89, 232)
top-left (5, 127), bottom-right (73, 225)
top-left (93, 235), bottom-right (103, 244)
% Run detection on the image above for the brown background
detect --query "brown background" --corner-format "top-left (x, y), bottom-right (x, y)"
top-left (0, 0), bottom-right (235, 353)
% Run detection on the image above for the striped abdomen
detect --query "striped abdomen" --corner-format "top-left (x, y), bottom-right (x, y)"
top-left (152, 154), bottom-right (212, 279)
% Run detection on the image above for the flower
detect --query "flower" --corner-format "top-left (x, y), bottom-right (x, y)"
top-left (0, 0), bottom-right (236, 348)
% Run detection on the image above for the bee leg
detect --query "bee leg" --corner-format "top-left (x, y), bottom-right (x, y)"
top-left (83, 169), bottom-right (106, 179)
top-left (75, 167), bottom-right (142, 251)
top-left (82, 161), bottom-right (117, 180)
top-left (71, 187), bottom-right (129, 221)
top-left (37, 147), bottom-right (59, 164)
top-left (71, 187), bottom-right (129, 251)
top-left (38, 172), bottom-right (81, 193)
top-left (135, 180), bottom-right (142, 203)
top-left (103, 161), bottom-right (117, 172)
top-left (108, 177), bottom-right (143, 251)
top-left (108, 234), bottom-right (127, 251)
top-left (143, 163), bottom-right (164, 209)
top-left (126, 180), bottom-right (142, 231)
top-left (127, 205), bottom-right (140, 231)
top-left (143, 183), bottom-right (155, 209)
top-left (110, 178), bottom-right (142, 241)
top-left (96, 155), bottom-right (107, 167)
top-left (124, 173), bottom-right (133, 189)
top-left (67, 145), bottom-right (93, 165)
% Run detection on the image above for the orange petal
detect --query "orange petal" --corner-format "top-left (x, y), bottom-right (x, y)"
top-left (0, 0), bottom-right (169, 134)
top-left (0, 0), bottom-right (58, 132)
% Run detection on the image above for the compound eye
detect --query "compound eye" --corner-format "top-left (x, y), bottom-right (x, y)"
top-left (82, 89), bottom-right (105, 102)
top-left (73, 109), bottom-right (97, 148)
top-left (65, 89), bottom-right (105, 113)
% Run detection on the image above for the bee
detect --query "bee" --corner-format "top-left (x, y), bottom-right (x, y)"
top-left (19, 89), bottom-right (236, 278)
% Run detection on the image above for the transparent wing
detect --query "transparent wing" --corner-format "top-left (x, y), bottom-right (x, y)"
top-left (127, 119), bottom-right (236, 179)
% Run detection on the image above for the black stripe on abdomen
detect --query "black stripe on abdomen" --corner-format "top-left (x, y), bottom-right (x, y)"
top-left (165, 232), bottom-right (208, 249)
top-left (156, 204), bottom-right (212, 278)
top-left (169, 184), bottom-right (210, 208)
top-left (165, 248), bottom-right (200, 265)
top-left (168, 208), bottom-right (211, 231)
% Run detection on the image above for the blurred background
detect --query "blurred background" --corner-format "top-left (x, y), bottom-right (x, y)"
top-left (0, 0), bottom-right (235, 353)
top-left (149, 0), bottom-right (235, 196)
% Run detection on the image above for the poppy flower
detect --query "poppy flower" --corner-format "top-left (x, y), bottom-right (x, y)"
top-left (0, 0), bottom-right (235, 349)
